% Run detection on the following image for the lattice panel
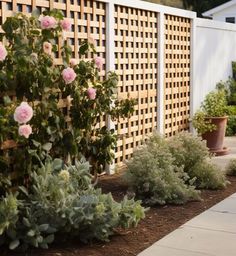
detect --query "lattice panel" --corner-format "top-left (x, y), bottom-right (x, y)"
top-left (114, 5), bottom-right (158, 166)
top-left (0, 0), bottom-right (106, 74)
top-left (0, 0), bottom-right (106, 135)
top-left (164, 14), bottom-right (191, 137)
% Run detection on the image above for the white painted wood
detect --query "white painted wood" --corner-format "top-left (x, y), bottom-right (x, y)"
top-left (99, 0), bottom-right (195, 19)
top-left (189, 13), bottom-right (197, 133)
top-left (105, 0), bottom-right (116, 175)
top-left (193, 18), bottom-right (236, 114)
top-left (157, 12), bottom-right (165, 135)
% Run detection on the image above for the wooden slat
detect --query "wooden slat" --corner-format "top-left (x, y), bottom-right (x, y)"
top-left (114, 5), bottom-right (158, 166)
top-left (164, 14), bottom-right (191, 137)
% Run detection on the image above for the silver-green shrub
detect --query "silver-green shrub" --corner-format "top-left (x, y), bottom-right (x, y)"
top-left (226, 159), bottom-right (236, 176)
top-left (0, 158), bottom-right (145, 251)
top-left (168, 132), bottom-right (227, 189)
top-left (125, 135), bottom-right (200, 206)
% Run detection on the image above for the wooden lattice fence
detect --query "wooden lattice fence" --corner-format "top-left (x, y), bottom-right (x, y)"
top-left (0, 0), bottom-right (192, 171)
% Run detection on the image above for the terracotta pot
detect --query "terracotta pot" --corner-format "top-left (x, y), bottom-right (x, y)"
top-left (202, 116), bottom-right (229, 156)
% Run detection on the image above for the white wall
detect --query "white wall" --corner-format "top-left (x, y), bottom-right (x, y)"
top-left (212, 5), bottom-right (236, 22)
top-left (193, 18), bottom-right (236, 114)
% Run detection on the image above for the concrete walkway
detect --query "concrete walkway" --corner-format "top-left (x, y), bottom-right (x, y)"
top-left (138, 136), bottom-right (236, 256)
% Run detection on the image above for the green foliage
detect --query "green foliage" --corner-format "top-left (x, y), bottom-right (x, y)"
top-left (216, 78), bottom-right (236, 135)
top-left (125, 132), bottom-right (228, 206)
top-left (192, 89), bottom-right (227, 135)
top-left (0, 10), bottom-right (135, 185)
top-left (216, 78), bottom-right (236, 106)
top-left (190, 160), bottom-right (227, 189)
top-left (226, 159), bottom-right (236, 176)
top-left (168, 132), bottom-right (227, 189)
top-left (0, 158), bottom-right (145, 250)
top-left (192, 111), bottom-right (216, 135)
top-left (125, 134), bottom-right (200, 206)
top-left (225, 106), bottom-right (236, 136)
top-left (182, 0), bottom-right (229, 17)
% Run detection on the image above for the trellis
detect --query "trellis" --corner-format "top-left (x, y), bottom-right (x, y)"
top-left (0, 0), bottom-right (192, 172)
top-left (164, 14), bottom-right (191, 137)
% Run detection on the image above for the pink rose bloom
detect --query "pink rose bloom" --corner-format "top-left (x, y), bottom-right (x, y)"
top-left (60, 19), bottom-right (71, 31)
top-left (62, 67), bottom-right (76, 84)
top-left (0, 43), bottom-right (7, 61)
top-left (88, 36), bottom-right (95, 45)
top-left (40, 16), bottom-right (57, 30)
top-left (18, 124), bottom-right (32, 139)
top-left (94, 56), bottom-right (104, 71)
top-left (87, 88), bottom-right (96, 100)
top-left (43, 42), bottom-right (52, 55)
top-left (14, 102), bottom-right (33, 124)
top-left (69, 58), bottom-right (77, 67)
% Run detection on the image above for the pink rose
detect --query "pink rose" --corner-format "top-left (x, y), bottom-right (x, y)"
top-left (18, 124), bottom-right (32, 139)
top-left (40, 16), bottom-right (57, 30)
top-left (88, 36), bottom-right (95, 45)
top-left (69, 58), bottom-right (77, 67)
top-left (60, 19), bottom-right (71, 31)
top-left (14, 102), bottom-right (33, 124)
top-left (87, 88), bottom-right (96, 100)
top-left (0, 43), bottom-right (7, 61)
top-left (62, 67), bottom-right (76, 84)
top-left (43, 42), bottom-right (52, 55)
top-left (94, 56), bottom-right (104, 71)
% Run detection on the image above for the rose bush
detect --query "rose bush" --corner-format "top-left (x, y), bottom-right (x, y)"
top-left (0, 9), bottom-right (135, 188)
top-left (0, 10), bottom-right (145, 252)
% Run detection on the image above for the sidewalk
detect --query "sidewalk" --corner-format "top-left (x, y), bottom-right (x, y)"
top-left (138, 136), bottom-right (236, 256)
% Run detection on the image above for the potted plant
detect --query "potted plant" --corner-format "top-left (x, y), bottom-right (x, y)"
top-left (192, 89), bottom-right (229, 156)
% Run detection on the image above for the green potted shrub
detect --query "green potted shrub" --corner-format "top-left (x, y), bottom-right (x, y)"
top-left (192, 89), bottom-right (229, 156)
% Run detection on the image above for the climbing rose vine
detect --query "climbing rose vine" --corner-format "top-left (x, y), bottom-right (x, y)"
top-left (0, 9), bottom-right (135, 185)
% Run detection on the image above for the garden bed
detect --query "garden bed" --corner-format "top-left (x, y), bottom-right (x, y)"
top-left (5, 171), bottom-right (236, 256)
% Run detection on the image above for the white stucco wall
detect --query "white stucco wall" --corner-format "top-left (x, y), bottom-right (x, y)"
top-left (212, 4), bottom-right (236, 22)
top-left (193, 18), bottom-right (236, 114)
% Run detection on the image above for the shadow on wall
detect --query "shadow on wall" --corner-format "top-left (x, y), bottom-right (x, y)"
top-left (194, 24), bottom-right (236, 112)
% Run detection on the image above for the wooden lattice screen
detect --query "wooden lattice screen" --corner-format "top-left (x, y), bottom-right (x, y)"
top-left (0, 0), bottom-right (106, 67)
top-left (0, 0), bottom-right (192, 170)
top-left (0, 0), bottom-right (107, 179)
top-left (164, 14), bottom-right (191, 137)
top-left (114, 5), bottom-right (158, 166)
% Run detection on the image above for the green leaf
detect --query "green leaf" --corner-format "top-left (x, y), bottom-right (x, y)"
top-left (53, 158), bottom-right (63, 171)
top-left (38, 224), bottom-right (49, 232)
top-left (45, 234), bottom-right (54, 244)
top-left (42, 143), bottom-right (52, 151)
top-left (27, 229), bottom-right (35, 237)
top-left (9, 239), bottom-right (20, 250)
top-left (23, 217), bottom-right (31, 227)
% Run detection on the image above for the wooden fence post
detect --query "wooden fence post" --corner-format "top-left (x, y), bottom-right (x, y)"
top-left (157, 12), bottom-right (165, 135)
top-left (105, 0), bottom-right (116, 174)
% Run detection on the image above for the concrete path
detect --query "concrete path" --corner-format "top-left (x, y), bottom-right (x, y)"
top-left (138, 136), bottom-right (236, 256)
top-left (212, 136), bottom-right (236, 169)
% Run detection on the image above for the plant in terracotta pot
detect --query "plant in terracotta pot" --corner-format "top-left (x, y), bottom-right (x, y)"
top-left (192, 89), bottom-right (229, 156)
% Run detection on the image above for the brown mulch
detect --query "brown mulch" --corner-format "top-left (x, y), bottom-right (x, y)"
top-left (5, 171), bottom-right (236, 256)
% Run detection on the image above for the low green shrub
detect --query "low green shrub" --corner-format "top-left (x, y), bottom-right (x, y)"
top-left (225, 106), bottom-right (236, 136)
top-left (125, 134), bottom-right (200, 206)
top-left (125, 132), bottom-right (228, 207)
top-left (190, 160), bottom-right (227, 189)
top-left (168, 132), bottom-right (227, 189)
top-left (0, 158), bottom-right (145, 251)
top-left (226, 159), bottom-right (236, 176)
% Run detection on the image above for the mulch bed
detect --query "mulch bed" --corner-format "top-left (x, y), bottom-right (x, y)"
top-left (5, 171), bottom-right (236, 256)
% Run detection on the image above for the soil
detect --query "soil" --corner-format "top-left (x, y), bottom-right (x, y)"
top-left (5, 171), bottom-right (236, 256)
